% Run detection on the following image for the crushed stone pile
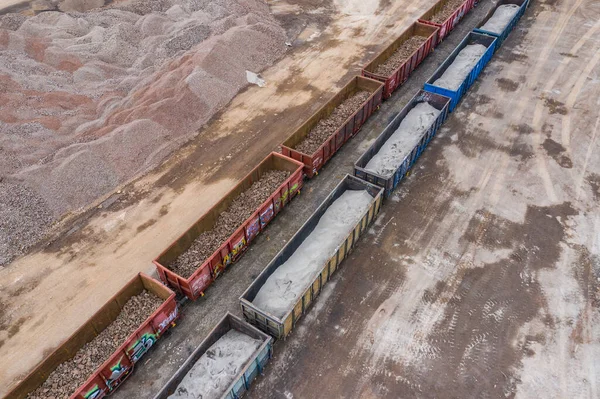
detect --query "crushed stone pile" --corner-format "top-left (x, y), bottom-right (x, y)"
top-left (0, 181), bottom-right (54, 265)
top-left (374, 36), bottom-right (427, 76)
top-left (26, 290), bottom-right (163, 399)
top-left (433, 44), bottom-right (487, 91)
top-left (0, 0), bottom-right (287, 266)
top-left (252, 189), bottom-right (373, 319)
top-left (294, 90), bottom-right (371, 154)
top-left (364, 102), bottom-right (441, 177)
top-left (169, 329), bottom-right (262, 399)
top-left (479, 4), bottom-right (520, 34)
top-left (428, 0), bottom-right (468, 24)
top-left (168, 170), bottom-right (290, 278)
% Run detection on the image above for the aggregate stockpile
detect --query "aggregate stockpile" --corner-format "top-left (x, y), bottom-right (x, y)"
top-left (168, 170), bottom-right (290, 278)
top-left (8, 273), bottom-right (178, 399)
top-left (154, 313), bottom-right (272, 399)
top-left (364, 103), bottom-right (441, 177)
top-left (294, 91), bottom-right (371, 155)
top-left (432, 44), bottom-right (487, 90)
top-left (155, 153), bottom-right (304, 300)
top-left (169, 330), bottom-right (261, 398)
top-left (252, 190), bottom-right (373, 319)
top-left (479, 4), bottom-right (520, 34)
top-left (362, 22), bottom-right (439, 99)
top-left (374, 38), bottom-right (427, 77)
top-left (418, 0), bottom-right (475, 42)
top-left (427, 0), bottom-right (469, 24)
top-left (0, 0), bottom-right (287, 265)
top-left (281, 76), bottom-right (383, 178)
top-left (27, 292), bottom-right (163, 399)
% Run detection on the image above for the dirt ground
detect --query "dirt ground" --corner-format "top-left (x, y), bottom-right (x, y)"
top-left (1, 0), bottom-right (599, 397)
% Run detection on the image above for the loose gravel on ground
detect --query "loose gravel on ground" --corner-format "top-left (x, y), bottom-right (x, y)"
top-left (26, 291), bottom-right (163, 399)
top-left (374, 36), bottom-right (428, 76)
top-left (0, 182), bottom-right (54, 266)
top-left (294, 91), bottom-right (371, 154)
top-left (428, 0), bottom-right (468, 24)
top-left (168, 170), bottom-right (290, 278)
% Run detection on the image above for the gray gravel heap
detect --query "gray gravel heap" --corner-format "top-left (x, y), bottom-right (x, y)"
top-left (27, 290), bottom-right (164, 399)
top-left (168, 170), bottom-right (290, 278)
top-left (0, 182), bottom-right (54, 266)
top-left (374, 36), bottom-right (428, 76)
top-left (294, 91), bottom-right (371, 155)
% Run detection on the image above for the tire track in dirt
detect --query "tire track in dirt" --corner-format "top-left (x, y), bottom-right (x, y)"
top-left (560, 36), bottom-right (600, 156)
top-left (527, 0), bottom-right (600, 198)
top-left (527, 0), bottom-right (585, 202)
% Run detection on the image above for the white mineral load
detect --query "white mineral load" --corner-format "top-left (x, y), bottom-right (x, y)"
top-left (432, 44), bottom-right (487, 91)
top-left (364, 102), bottom-right (440, 177)
top-left (479, 4), bottom-right (520, 34)
top-left (252, 190), bottom-right (373, 319)
top-left (169, 330), bottom-right (262, 399)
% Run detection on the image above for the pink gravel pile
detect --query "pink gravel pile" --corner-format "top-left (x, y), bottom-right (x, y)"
top-left (0, 0), bottom-right (288, 265)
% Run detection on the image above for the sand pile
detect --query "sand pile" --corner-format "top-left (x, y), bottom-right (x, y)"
top-left (479, 4), bottom-right (520, 34)
top-left (364, 102), bottom-right (440, 177)
top-left (170, 329), bottom-right (262, 399)
top-left (432, 44), bottom-right (487, 91)
top-left (252, 190), bottom-right (373, 319)
top-left (0, 0), bottom-right (287, 266)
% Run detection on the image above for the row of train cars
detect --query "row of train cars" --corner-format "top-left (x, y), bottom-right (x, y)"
top-left (7, 0), bottom-right (530, 397)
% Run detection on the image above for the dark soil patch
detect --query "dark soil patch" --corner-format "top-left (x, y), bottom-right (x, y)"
top-left (587, 173), bottom-right (600, 200)
top-left (542, 138), bottom-right (573, 168)
top-left (496, 77), bottom-right (519, 92)
top-left (7, 316), bottom-right (28, 338)
top-left (136, 218), bottom-right (156, 233)
top-left (168, 170), bottom-right (290, 277)
top-left (512, 123), bottom-right (534, 134)
top-left (27, 291), bottom-right (163, 399)
top-left (159, 205), bottom-right (169, 216)
top-left (543, 97), bottom-right (568, 115)
top-left (294, 91), bottom-right (371, 154)
top-left (413, 202), bottom-right (578, 397)
top-left (462, 202), bottom-right (578, 269)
